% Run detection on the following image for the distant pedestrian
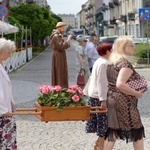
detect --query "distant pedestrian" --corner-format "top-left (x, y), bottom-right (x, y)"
top-left (50, 22), bottom-right (72, 88)
top-left (86, 35), bottom-right (99, 72)
top-left (76, 37), bottom-right (90, 88)
top-left (0, 38), bottom-right (17, 149)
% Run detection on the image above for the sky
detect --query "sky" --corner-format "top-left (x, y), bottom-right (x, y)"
top-left (47, 0), bottom-right (88, 15)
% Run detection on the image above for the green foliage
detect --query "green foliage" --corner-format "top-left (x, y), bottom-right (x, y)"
top-left (32, 45), bottom-right (46, 53)
top-left (5, 16), bottom-right (22, 41)
top-left (51, 13), bottom-right (62, 22)
top-left (8, 4), bottom-right (56, 40)
top-left (135, 43), bottom-right (150, 58)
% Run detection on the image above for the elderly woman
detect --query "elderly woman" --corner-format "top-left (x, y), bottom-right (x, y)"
top-left (76, 37), bottom-right (90, 88)
top-left (86, 42), bottom-right (112, 150)
top-left (104, 36), bottom-right (146, 150)
top-left (0, 38), bottom-right (17, 149)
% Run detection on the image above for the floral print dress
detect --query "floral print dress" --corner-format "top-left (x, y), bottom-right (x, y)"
top-left (0, 116), bottom-right (17, 150)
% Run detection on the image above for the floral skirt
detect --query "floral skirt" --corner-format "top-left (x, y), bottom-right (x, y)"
top-left (85, 97), bottom-right (108, 137)
top-left (0, 116), bottom-right (17, 150)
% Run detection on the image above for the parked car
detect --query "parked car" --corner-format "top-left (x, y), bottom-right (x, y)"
top-left (140, 37), bottom-right (150, 44)
top-left (76, 34), bottom-right (84, 41)
top-left (99, 36), bottom-right (118, 44)
top-left (99, 36), bottom-right (148, 45)
top-left (83, 35), bottom-right (90, 41)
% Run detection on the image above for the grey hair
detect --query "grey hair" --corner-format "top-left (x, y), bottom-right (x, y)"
top-left (0, 38), bottom-right (16, 53)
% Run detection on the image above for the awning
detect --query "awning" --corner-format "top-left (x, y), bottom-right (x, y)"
top-left (0, 20), bottom-right (19, 35)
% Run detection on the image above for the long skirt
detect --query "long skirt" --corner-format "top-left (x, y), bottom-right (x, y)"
top-left (85, 97), bottom-right (108, 137)
top-left (0, 116), bottom-right (17, 150)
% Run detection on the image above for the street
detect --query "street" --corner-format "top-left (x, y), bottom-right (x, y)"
top-left (9, 40), bottom-right (150, 150)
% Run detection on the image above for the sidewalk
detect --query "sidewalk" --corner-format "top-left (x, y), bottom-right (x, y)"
top-left (10, 41), bottom-right (150, 150)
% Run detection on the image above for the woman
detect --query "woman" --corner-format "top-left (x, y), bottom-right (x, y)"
top-left (76, 37), bottom-right (90, 88)
top-left (0, 38), bottom-right (17, 149)
top-left (104, 36), bottom-right (146, 150)
top-left (86, 42), bottom-right (112, 150)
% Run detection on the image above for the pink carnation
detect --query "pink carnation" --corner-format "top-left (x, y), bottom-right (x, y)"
top-left (72, 94), bottom-right (80, 102)
top-left (78, 90), bottom-right (84, 96)
top-left (54, 85), bottom-right (62, 92)
top-left (48, 86), bottom-right (55, 92)
top-left (67, 89), bottom-right (76, 94)
top-left (41, 86), bottom-right (49, 94)
top-left (69, 84), bottom-right (78, 90)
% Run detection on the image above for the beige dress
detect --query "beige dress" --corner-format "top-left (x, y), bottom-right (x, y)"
top-left (106, 59), bottom-right (145, 142)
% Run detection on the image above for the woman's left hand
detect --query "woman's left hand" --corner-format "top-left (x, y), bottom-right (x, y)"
top-left (2, 112), bottom-right (12, 117)
top-left (101, 100), bottom-right (107, 109)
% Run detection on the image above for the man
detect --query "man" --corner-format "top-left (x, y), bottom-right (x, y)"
top-left (50, 22), bottom-right (72, 88)
top-left (86, 35), bottom-right (99, 72)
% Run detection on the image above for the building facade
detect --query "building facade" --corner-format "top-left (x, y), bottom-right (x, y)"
top-left (58, 14), bottom-right (76, 28)
top-left (78, 0), bottom-right (147, 37)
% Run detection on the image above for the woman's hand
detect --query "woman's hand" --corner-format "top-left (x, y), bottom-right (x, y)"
top-left (67, 34), bottom-right (72, 42)
top-left (2, 112), bottom-right (12, 117)
top-left (100, 100), bottom-right (107, 109)
top-left (135, 89), bottom-right (145, 99)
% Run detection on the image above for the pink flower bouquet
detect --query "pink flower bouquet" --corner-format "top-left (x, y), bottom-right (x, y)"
top-left (37, 84), bottom-right (86, 110)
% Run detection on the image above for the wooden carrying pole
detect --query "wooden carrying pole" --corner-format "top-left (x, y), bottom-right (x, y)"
top-left (8, 106), bottom-right (107, 116)
top-left (90, 106), bottom-right (107, 114)
top-left (10, 108), bottom-right (41, 115)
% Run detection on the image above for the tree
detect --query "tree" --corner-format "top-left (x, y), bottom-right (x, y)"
top-left (5, 16), bottom-right (22, 41)
top-left (51, 13), bottom-right (62, 22)
top-left (8, 4), bottom-right (57, 41)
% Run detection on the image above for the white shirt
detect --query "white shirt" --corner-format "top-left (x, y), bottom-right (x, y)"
top-left (88, 57), bottom-right (108, 101)
top-left (0, 64), bottom-right (15, 114)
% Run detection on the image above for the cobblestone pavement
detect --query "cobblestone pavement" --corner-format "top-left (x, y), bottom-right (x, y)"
top-left (9, 40), bottom-right (150, 150)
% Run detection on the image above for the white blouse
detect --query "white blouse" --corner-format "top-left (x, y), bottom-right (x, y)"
top-left (0, 64), bottom-right (15, 115)
top-left (88, 57), bottom-right (108, 101)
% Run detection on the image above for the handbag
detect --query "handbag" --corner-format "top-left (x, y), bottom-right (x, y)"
top-left (127, 76), bottom-right (148, 92)
top-left (77, 69), bottom-right (85, 86)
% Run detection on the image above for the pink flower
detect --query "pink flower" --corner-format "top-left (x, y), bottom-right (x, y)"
top-left (67, 89), bottom-right (76, 94)
top-left (38, 85), bottom-right (49, 94)
top-left (78, 90), bottom-right (84, 96)
top-left (54, 85), bottom-right (62, 92)
top-left (48, 86), bottom-right (55, 92)
top-left (38, 85), bottom-right (45, 91)
top-left (41, 86), bottom-right (49, 94)
top-left (72, 94), bottom-right (80, 102)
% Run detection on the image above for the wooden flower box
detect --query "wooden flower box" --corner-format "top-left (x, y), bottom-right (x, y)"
top-left (11, 103), bottom-right (107, 122)
top-left (34, 102), bottom-right (91, 122)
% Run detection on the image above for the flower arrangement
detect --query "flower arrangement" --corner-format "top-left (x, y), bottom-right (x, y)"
top-left (37, 84), bottom-right (86, 111)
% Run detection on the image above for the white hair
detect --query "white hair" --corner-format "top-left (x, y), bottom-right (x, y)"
top-left (0, 38), bottom-right (16, 53)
